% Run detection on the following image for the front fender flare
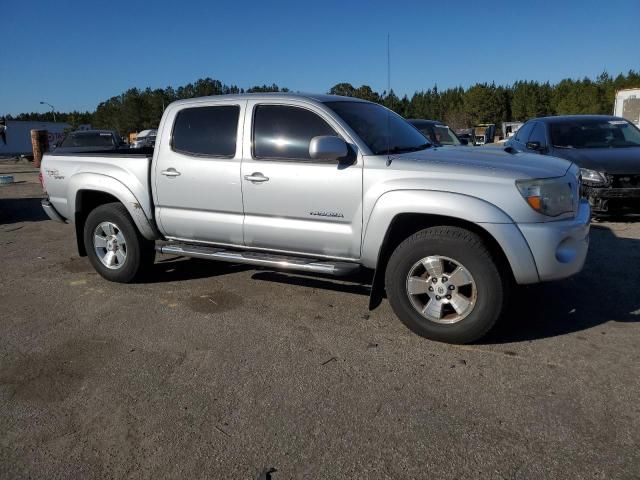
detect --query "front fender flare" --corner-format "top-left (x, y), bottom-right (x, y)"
top-left (361, 189), bottom-right (539, 285)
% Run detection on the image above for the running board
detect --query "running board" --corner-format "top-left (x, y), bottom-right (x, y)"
top-left (157, 243), bottom-right (360, 276)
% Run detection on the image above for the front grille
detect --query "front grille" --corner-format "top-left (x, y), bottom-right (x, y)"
top-left (611, 174), bottom-right (640, 188)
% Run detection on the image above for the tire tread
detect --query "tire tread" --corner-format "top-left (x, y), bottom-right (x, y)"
top-left (83, 202), bottom-right (154, 283)
top-left (384, 226), bottom-right (506, 343)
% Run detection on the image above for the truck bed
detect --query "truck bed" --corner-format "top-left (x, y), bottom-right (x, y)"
top-left (41, 149), bottom-right (154, 223)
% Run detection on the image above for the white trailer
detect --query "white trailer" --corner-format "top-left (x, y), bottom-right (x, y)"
top-left (0, 120), bottom-right (71, 157)
top-left (614, 89), bottom-right (640, 128)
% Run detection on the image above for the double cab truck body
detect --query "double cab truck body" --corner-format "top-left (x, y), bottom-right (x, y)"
top-left (41, 93), bottom-right (590, 343)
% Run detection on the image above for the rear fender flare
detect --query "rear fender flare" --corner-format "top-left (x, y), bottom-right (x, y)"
top-left (68, 173), bottom-right (157, 240)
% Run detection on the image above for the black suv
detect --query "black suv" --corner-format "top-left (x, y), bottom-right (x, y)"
top-left (505, 115), bottom-right (640, 215)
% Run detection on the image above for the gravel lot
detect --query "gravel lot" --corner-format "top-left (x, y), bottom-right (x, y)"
top-left (1, 161), bottom-right (639, 479)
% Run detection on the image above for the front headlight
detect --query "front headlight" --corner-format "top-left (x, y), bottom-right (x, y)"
top-left (580, 168), bottom-right (606, 185)
top-left (516, 177), bottom-right (574, 217)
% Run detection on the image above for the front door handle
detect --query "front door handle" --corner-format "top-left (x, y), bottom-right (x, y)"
top-left (161, 168), bottom-right (181, 177)
top-left (244, 172), bottom-right (269, 183)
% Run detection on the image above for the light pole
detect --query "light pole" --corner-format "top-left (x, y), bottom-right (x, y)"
top-left (40, 101), bottom-right (56, 122)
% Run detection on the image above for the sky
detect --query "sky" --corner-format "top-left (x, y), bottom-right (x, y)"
top-left (1, 0), bottom-right (638, 116)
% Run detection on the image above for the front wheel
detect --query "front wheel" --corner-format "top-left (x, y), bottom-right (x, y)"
top-left (385, 226), bottom-right (507, 344)
top-left (83, 202), bottom-right (155, 283)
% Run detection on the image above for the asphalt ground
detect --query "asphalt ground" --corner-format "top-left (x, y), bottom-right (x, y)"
top-left (1, 160), bottom-right (639, 479)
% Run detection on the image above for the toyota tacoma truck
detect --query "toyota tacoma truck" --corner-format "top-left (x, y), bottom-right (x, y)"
top-left (41, 93), bottom-right (590, 344)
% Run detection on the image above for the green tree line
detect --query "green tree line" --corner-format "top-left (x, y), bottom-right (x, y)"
top-left (5, 70), bottom-right (639, 134)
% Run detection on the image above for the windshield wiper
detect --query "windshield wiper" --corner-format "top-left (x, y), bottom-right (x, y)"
top-left (552, 145), bottom-right (575, 149)
top-left (376, 143), bottom-right (431, 155)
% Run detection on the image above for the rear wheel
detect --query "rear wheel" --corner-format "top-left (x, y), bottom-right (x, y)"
top-left (83, 203), bottom-right (154, 283)
top-left (385, 226), bottom-right (507, 344)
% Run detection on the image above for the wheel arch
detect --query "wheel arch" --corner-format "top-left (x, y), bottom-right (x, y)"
top-left (74, 190), bottom-right (120, 256)
top-left (69, 174), bottom-right (159, 256)
top-left (363, 191), bottom-right (539, 309)
top-left (82, 201), bottom-right (156, 283)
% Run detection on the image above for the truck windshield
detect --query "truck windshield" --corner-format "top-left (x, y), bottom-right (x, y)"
top-left (551, 119), bottom-right (640, 149)
top-left (325, 101), bottom-right (430, 155)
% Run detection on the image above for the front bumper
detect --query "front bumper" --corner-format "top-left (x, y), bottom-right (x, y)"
top-left (517, 199), bottom-right (591, 282)
top-left (41, 199), bottom-right (66, 223)
top-left (582, 185), bottom-right (640, 213)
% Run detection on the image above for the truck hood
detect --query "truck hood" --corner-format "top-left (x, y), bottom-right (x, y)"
top-left (550, 146), bottom-right (640, 174)
top-left (391, 146), bottom-right (572, 179)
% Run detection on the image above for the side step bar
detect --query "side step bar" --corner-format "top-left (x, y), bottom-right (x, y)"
top-left (156, 243), bottom-right (360, 276)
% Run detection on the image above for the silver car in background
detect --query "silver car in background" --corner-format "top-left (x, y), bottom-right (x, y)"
top-left (131, 129), bottom-right (157, 149)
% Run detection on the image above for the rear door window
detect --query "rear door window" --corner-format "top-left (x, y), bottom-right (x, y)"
top-left (253, 105), bottom-right (337, 160)
top-left (172, 105), bottom-right (240, 157)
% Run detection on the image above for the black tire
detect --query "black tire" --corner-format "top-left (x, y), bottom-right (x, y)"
top-left (385, 226), bottom-right (507, 344)
top-left (83, 202), bottom-right (155, 283)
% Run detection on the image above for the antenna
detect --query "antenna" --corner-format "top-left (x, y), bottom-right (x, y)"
top-left (387, 33), bottom-right (391, 101)
top-left (386, 33), bottom-right (392, 166)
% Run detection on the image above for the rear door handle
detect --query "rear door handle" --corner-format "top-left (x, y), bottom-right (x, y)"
top-left (161, 168), bottom-right (181, 177)
top-left (244, 172), bottom-right (269, 183)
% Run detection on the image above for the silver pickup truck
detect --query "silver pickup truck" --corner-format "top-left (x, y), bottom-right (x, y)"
top-left (41, 93), bottom-right (590, 343)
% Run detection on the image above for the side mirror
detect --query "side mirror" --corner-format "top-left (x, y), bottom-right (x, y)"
top-left (526, 141), bottom-right (545, 152)
top-left (309, 136), bottom-right (348, 161)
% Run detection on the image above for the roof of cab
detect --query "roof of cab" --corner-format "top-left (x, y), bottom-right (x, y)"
top-left (535, 115), bottom-right (625, 124)
top-left (169, 92), bottom-right (370, 107)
